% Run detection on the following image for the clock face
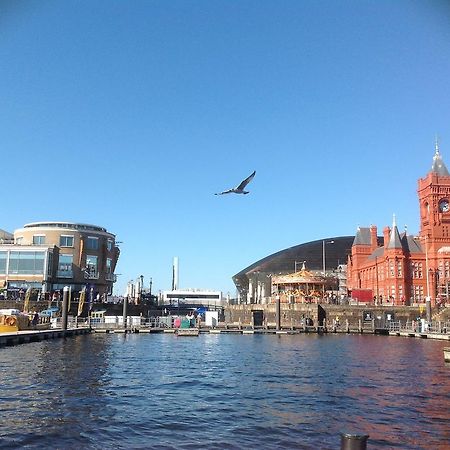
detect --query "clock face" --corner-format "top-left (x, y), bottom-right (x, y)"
top-left (439, 200), bottom-right (449, 212)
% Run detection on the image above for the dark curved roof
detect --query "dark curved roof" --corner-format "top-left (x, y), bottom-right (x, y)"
top-left (232, 236), bottom-right (355, 290)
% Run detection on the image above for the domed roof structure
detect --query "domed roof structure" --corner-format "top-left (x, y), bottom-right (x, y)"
top-left (232, 236), bottom-right (355, 298)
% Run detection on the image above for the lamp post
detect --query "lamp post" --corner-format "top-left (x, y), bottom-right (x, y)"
top-left (420, 234), bottom-right (433, 324)
top-left (322, 240), bottom-right (335, 297)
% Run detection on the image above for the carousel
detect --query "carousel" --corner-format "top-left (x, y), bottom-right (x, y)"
top-left (271, 262), bottom-right (326, 304)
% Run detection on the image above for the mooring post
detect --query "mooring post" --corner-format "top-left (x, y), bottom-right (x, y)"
top-left (340, 433), bottom-right (369, 450)
top-left (426, 297), bottom-right (432, 325)
top-left (358, 319), bottom-right (362, 333)
top-left (62, 286), bottom-right (69, 331)
top-left (122, 295), bottom-right (128, 330)
top-left (275, 295), bottom-right (281, 331)
top-left (346, 319), bottom-right (349, 333)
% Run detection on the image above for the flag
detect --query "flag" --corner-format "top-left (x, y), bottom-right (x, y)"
top-left (78, 287), bottom-right (86, 317)
top-left (23, 287), bottom-right (31, 313)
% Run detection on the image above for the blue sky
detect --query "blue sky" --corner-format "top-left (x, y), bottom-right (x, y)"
top-left (1, 0), bottom-right (450, 296)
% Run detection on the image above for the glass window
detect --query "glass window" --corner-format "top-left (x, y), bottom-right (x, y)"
top-left (107, 239), bottom-right (113, 251)
top-left (87, 237), bottom-right (99, 250)
top-left (86, 255), bottom-right (98, 276)
top-left (8, 251), bottom-right (45, 275)
top-left (33, 235), bottom-right (45, 245)
top-left (0, 251), bottom-right (7, 274)
top-left (60, 235), bottom-right (74, 247)
top-left (15, 237), bottom-right (23, 245)
top-left (396, 261), bottom-right (402, 277)
top-left (58, 254), bottom-right (73, 278)
top-left (106, 258), bottom-right (112, 273)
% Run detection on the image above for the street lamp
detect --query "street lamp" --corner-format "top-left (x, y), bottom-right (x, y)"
top-left (420, 234), bottom-right (433, 324)
top-left (322, 240), bottom-right (335, 296)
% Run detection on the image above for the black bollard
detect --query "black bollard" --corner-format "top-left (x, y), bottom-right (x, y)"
top-left (340, 433), bottom-right (369, 450)
top-left (62, 286), bottom-right (69, 331)
top-left (122, 295), bottom-right (128, 330)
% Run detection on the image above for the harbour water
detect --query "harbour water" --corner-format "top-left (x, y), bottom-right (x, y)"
top-left (0, 333), bottom-right (449, 449)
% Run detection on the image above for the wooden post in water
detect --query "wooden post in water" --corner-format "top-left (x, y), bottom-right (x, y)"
top-left (62, 286), bottom-right (69, 331)
top-left (122, 295), bottom-right (128, 330)
top-left (275, 295), bottom-right (281, 331)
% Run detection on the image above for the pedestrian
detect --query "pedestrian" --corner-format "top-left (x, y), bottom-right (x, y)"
top-left (32, 311), bottom-right (39, 328)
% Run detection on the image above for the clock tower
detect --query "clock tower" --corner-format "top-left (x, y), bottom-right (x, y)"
top-left (418, 142), bottom-right (450, 243)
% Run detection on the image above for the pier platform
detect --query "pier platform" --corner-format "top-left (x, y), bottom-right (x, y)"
top-left (0, 327), bottom-right (91, 347)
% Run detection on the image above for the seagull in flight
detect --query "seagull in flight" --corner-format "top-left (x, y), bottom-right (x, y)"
top-left (215, 170), bottom-right (256, 195)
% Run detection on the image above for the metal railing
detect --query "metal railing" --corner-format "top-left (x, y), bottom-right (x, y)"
top-left (388, 320), bottom-right (450, 334)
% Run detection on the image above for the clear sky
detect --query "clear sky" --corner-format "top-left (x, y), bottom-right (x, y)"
top-left (1, 0), bottom-right (450, 297)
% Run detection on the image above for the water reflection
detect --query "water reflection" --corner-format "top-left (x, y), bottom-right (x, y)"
top-left (0, 333), bottom-right (449, 449)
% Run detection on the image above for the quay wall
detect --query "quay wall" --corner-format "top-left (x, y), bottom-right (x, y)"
top-left (224, 304), bottom-right (443, 328)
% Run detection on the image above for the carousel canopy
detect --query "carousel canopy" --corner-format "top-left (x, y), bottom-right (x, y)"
top-left (272, 264), bottom-right (325, 285)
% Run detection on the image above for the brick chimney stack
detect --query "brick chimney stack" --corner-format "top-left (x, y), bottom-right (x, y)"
top-left (383, 226), bottom-right (391, 247)
top-left (370, 225), bottom-right (378, 251)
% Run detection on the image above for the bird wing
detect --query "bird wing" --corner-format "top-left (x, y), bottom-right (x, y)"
top-left (235, 170), bottom-right (256, 191)
top-left (215, 189), bottom-right (235, 195)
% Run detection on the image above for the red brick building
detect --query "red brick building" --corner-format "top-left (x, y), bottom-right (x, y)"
top-left (347, 144), bottom-right (450, 306)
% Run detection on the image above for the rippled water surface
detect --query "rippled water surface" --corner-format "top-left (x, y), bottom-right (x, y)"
top-left (0, 333), bottom-right (449, 449)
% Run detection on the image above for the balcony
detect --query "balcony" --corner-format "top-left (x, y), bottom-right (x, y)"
top-left (85, 272), bottom-right (99, 280)
top-left (57, 270), bottom-right (73, 278)
top-left (105, 273), bottom-right (117, 282)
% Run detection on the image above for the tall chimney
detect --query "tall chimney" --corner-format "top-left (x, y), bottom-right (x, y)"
top-left (172, 257), bottom-right (179, 291)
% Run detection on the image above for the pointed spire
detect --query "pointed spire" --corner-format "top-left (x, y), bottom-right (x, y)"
top-left (387, 214), bottom-right (402, 249)
top-left (431, 137), bottom-right (450, 176)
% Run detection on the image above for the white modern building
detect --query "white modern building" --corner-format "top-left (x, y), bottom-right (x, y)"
top-left (162, 289), bottom-right (223, 307)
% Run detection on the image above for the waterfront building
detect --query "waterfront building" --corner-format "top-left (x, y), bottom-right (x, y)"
top-left (0, 222), bottom-right (120, 300)
top-left (347, 144), bottom-right (450, 306)
top-left (162, 288), bottom-right (223, 308)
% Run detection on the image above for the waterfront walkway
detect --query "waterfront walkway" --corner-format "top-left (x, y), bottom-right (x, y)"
top-left (2, 321), bottom-right (449, 348)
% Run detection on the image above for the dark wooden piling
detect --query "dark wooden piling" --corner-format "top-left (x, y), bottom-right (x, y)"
top-left (62, 286), bottom-right (69, 331)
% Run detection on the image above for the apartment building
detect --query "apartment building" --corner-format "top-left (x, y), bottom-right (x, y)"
top-left (0, 222), bottom-right (120, 300)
